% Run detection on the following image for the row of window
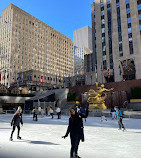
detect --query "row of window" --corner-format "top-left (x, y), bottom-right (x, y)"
top-left (126, 1), bottom-right (133, 55)
top-left (101, 1), bottom-right (107, 70)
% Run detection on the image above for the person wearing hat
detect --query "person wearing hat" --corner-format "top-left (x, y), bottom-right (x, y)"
top-left (32, 106), bottom-right (38, 121)
top-left (10, 106), bottom-right (23, 141)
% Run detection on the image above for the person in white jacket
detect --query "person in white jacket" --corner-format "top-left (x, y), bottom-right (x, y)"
top-left (56, 107), bottom-right (61, 119)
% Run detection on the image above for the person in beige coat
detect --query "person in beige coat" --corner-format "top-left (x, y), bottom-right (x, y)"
top-left (49, 107), bottom-right (54, 119)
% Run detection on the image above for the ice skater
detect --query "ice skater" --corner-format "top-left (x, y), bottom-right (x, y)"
top-left (62, 107), bottom-right (88, 158)
top-left (49, 107), bottom-right (54, 119)
top-left (101, 115), bottom-right (107, 122)
top-left (32, 106), bottom-right (38, 121)
top-left (56, 106), bottom-right (61, 119)
top-left (111, 106), bottom-right (116, 120)
top-left (114, 106), bottom-right (126, 131)
top-left (10, 106), bottom-right (23, 141)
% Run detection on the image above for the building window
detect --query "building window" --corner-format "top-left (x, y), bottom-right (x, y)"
top-left (126, 2), bottom-right (134, 54)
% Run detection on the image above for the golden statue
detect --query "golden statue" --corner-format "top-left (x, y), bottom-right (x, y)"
top-left (85, 82), bottom-right (113, 109)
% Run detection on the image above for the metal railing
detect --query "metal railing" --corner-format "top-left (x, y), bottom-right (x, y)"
top-left (1, 109), bottom-right (141, 119)
top-left (2, 110), bottom-right (32, 114)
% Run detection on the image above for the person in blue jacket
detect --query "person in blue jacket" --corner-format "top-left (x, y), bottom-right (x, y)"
top-left (114, 106), bottom-right (126, 131)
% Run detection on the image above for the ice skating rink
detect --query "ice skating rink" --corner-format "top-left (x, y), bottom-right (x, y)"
top-left (0, 114), bottom-right (141, 158)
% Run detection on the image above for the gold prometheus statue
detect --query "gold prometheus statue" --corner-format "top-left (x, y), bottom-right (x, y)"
top-left (85, 82), bottom-right (113, 109)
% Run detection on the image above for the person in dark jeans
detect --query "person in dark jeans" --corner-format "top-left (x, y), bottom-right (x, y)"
top-left (49, 107), bottom-right (54, 119)
top-left (56, 107), bottom-right (61, 119)
top-left (10, 106), bottom-right (23, 141)
top-left (114, 106), bottom-right (126, 131)
top-left (33, 106), bottom-right (38, 121)
top-left (62, 107), bottom-right (88, 158)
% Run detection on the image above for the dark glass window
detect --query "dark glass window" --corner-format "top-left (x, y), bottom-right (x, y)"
top-left (127, 13), bottom-right (130, 18)
top-left (128, 33), bottom-right (132, 38)
top-left (100, 1), bottom-right (104, 7)
top-left (102, 33), bottom-right (105, 37)
top-left (101, 6), bottom-right (104, 11)
top-left (126, 0), bottom-right (129, 4)
top-left (116, 2), bottom-right (120, 7)
top-left (137, 0), bottom-right (141, 5)
top-left (126, 4), bottom-right (129, 8)
top-left (138, 4), bottom-right (141, 10)
top-left (107, 0), bottom-right (110, 4)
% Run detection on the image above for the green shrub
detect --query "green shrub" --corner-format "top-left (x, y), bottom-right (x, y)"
top-left (67, 92), bottom-right (78, 101)
top-left (130, 87), bottom-right (141, 99)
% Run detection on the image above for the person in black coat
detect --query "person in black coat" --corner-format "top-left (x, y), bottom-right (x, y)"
top-left (32, 106), bottom-right (38, 121)
top-left (10, 106), bottom-right (23, 141)
top-left (62, 107), bottom-right (88, 158)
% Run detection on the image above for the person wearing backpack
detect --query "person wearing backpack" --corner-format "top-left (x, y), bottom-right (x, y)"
top-left (114, 106), bottom-right (126, 131)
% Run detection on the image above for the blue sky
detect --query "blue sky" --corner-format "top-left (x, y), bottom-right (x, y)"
top-left (0, 0), bottom-right (94, 41)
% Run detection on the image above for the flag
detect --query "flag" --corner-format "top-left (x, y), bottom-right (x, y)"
top-left (27, 75), bottom-right (29, 82)
top-left (18, 73), bottom-right (20, 84)
top-left (95, 64), bottom-right (97, 81)
top-left (126, 59), bottom-right (128, 77)
top-left (25, 74), bottom-right (26, 85)
top-left (90, 66), bottom-right (92, 80)
top-left (63, 72), bottom-right (65, 83)
top-left (22, 73), bottom-right (23, 83)
top-left (41, 76), bottom-right (43, 83)
top-left (119, 64), bottom-right (122, 76)
top-left (30, 74), bottom-right (32, 81)
top-left (45, 75), bottom-right (47, 83)
top-left (56, 75), bottom-right (57, 83)
top-left (113, 67), bottom-right (115, 78)
top-left (77, 71), bottom-right (79, 81)
top-left (85, 73), bottom-right (87, 81)
top-left (69, 75), bottom-right (70, 84)
top-left (12, 71), bottom-right (14, 81)
top-left (90, 66), bottom-right (92, 84)
top-left (101, 64), bottom-right (103, 76)
top-left (38, 75), bottom-right (40, 82)
top-left (133, 61), bottom-right (136, 73)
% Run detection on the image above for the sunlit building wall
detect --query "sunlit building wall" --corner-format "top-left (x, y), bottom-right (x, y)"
top-left (0, 4), bottom-right (74, 88)
top-left (88, 0), bottom-right (141, 84)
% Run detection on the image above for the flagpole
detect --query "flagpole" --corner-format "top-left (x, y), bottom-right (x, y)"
top-left (101, 64), bottom-right (103, 83)
top-left (95, 64), bottom-right (97, 82)
top-left (90, 66), bottom-right (92, 85)
top-left (126, 58), bottom-right (128, 80)
top-left (133, 58), bottom-right (136, 79)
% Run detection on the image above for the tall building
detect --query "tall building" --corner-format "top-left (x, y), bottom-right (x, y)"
top-left (0, 4), bottom-right (74, 88)
top-left (73, 26), bottom-right (92, 75)
top-left (74, 25), bottom-right (92, 50)
top-left (87, 0), bottom-right (141, 84)
top-left (74, 47), bottom-right (92, 75)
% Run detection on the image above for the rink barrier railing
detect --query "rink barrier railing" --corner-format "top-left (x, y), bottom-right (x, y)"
top-left (61, 109), bottom-right (141, 119)
top-left (2, 110), bottom-right (32, 114)
top-left (1, 110), bottom-right (141, 119)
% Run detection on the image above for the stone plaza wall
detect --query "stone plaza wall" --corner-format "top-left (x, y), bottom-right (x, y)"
top-left (69, 79), bottom-right (141, 107)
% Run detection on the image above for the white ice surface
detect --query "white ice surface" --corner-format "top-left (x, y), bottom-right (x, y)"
top-left (0, 114), bottom-right (141, 158)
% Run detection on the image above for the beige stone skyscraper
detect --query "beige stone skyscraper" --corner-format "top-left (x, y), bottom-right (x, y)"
top-left (85, 0), bottom-right (141, 84)
top-left (0, 4), bottom-right (74, 88)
